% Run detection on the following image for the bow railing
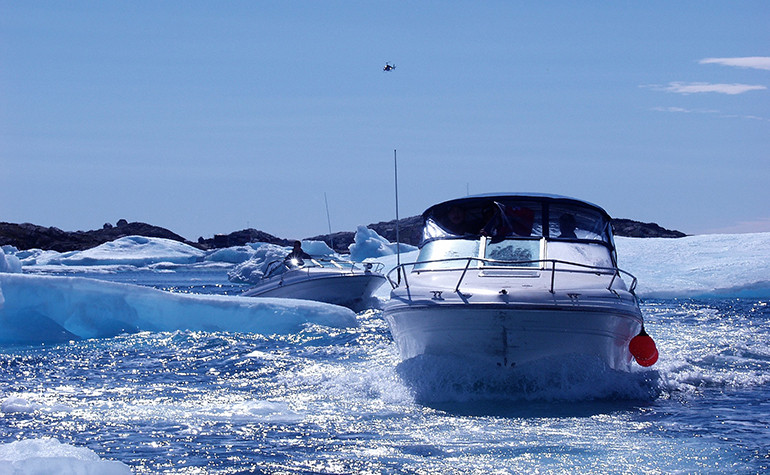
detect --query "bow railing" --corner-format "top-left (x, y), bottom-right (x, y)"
top-left (385, 257), bottom-right (637, 295)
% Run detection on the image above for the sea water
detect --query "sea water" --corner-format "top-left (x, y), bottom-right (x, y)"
top-left (1, 269), bottom-right (769, 473)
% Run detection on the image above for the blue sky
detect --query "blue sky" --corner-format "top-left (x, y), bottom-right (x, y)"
top-left (1, 1), bottom-right (768, 241)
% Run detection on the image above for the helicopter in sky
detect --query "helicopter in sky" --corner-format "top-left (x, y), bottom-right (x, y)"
top-left (383, 62), bottom-right (396, 72)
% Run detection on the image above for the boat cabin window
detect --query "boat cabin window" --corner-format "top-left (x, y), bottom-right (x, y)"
top-left (423, 199), bottom-right (543, 240)
top-left (548, 205), bottom-right (609, 242)
top-left (545, 241), bottom-right (613, 269)
top-left (413, 238), bottom-right (480, 270)
top-left (263, 260), bottom-right (288, 279)
top-left (483, 238), bottom-right (541, 267)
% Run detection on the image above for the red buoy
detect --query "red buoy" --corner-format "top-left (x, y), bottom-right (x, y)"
top-left (629, 327), bottom-right (658, 367)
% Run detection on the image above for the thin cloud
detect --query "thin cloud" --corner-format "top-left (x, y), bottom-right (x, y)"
top-left (650, 106), bottom-right (769, 122)
top-left (660, 82), bottom-right (766, 95)
top-left (650, 106), bottom-right (719, 114)
top-left (700, 57), bottom-right (770, 71)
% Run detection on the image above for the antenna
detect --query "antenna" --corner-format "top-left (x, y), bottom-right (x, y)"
top-left (394, 149), bottom-right (401, 279)
top-left (324, 192), bottom-right (334, 252)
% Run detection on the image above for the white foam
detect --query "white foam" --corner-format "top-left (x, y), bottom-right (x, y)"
top-left (394, 354), bottom-right (661, 403)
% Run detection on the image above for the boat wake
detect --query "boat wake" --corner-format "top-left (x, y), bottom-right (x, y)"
top-left (395, 354), bottom-right (662, 405)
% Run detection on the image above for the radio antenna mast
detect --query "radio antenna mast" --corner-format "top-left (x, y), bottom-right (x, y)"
top-left (324, 192), bottom-right (334, 252)
top-left (394, 149), bottom-right (401, 278)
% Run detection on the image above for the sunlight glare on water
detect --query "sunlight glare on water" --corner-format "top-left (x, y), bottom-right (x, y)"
top-left (1, 291), bottom-right (769, 472)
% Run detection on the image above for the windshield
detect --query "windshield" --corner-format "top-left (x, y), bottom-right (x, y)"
top-left (422, 197), bottom-right (610, 244)
top-left (484, 239), bottom-right (541, 267)
top-left (423, 199), bottom-right (543, 241)
top-left (548, 204), bottom-right (608, 241)
top-left (413, 238), bottom-right (480, 270)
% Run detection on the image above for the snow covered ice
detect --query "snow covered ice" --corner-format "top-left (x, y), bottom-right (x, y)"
top-left (0, 438), bottom-right (131, 474)
top-left (348, 225), bottom-right (417, 261)
top-left (616, 233), bottom-right (770, 298)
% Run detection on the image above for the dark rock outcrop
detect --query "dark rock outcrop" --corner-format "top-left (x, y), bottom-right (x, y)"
top-left (610, 219), bottom-right (686, 238)
top-left (1, 216), bottom-right (685, 253)
top-left (197, 229), bottom-right (291, 249)
top-left (0, 220), bottom-right (199, 252)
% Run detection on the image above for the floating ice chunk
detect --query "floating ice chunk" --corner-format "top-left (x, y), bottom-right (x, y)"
top-left (11, 248), bottom-right (66, 266)
top-left (198, 399), bottom-right (304, 423)
top-left (300, 240), bottom-right (335, 257)
top-left (228, 242), bottom-right (290, 283)
top-left (56, 235), bottom-right (205, 267)
top-left (205, 245), bottom-right (257, 264)
top-left (0, 438), bottom-right (131, 474)
top-left (1, 396), bottom-right (39, 413)
top-left (349, 226), bottom-right (417, 261)
top-left (0, 273), bottom-right (358, 344)
top-left (0, 247), bottom-right (22, 273)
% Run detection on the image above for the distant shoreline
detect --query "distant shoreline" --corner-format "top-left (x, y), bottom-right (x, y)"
top-left (0, 217), bottom-right (686, 253)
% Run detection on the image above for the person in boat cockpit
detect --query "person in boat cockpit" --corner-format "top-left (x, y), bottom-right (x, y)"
top-left (480, 202), bottom-right (535, 241)
top-left (285, 241), bottom-right (312, 266)
top-left (444, 206), bottom-right (468, 235)
top-left (558, 213), bottom-right (577, 239)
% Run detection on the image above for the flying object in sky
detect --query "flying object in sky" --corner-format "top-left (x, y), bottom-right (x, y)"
top-left (383, 62), bottom-right (396, 72)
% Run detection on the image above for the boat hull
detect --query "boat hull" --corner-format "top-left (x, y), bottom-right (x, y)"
top-left (243, 272), bottom-right (385, 311)
top-left (384, 302), bottom-right (642, 371)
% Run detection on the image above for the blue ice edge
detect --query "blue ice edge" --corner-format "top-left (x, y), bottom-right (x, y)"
top-left (0, 273), bottom-right (357, 345)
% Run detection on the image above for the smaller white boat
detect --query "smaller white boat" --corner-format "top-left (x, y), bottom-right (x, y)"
top-left (242, 256), bottom-right (386, 311)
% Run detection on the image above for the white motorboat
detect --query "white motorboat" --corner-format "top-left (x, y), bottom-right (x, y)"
top-left (383, 193), bottom-right (657, 371)
top-left (242, 256), bottom-right (386, 311)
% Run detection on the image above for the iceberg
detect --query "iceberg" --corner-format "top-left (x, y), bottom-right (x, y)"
top-left (616, 233), bottom-right (770, 298)
top-left (0, 273), bottom-right (357, 344)
top-left (53, 235), bottom-right (206, 266)
top-left (9, 235), bottom-right (205, 269)
top-left (299, 239), bottom-right (336, 257)
top-left (227, 242), bottom-right (293, 284)
top-left (349, 225), bottom-right (417, 261)
top-left (0, 246), bottom-right (22, 273)
top-left (228, 240), bottom-right (339, 284)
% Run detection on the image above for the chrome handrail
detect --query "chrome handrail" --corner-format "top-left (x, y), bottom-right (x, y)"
top-left (386, 257), bottom-right (638, 295)
top-left (263, 257), bottom-right (385, 279)
top-left (312, 258), bottom-right (385, 274)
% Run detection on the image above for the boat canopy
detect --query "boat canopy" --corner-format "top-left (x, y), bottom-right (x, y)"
top-left (421, 193), bottom-right (614, 245)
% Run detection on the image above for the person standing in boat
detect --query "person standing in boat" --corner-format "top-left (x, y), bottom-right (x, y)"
top-left (285, 241), bottom-right (313, 266)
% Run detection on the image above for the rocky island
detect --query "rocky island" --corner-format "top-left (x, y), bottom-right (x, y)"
top-left (1, 215), bottom-right (685, 254)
